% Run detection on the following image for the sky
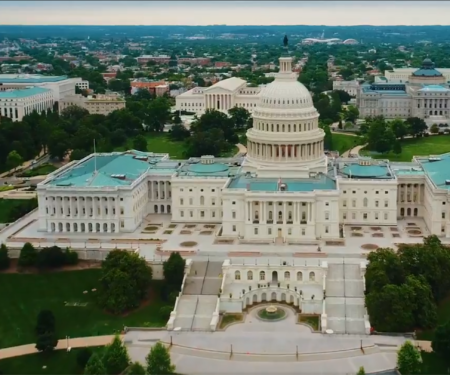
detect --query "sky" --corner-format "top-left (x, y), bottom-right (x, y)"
top-left (1, 1), bottom-right (450, 26)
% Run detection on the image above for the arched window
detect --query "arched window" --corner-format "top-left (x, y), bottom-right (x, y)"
top-left (247, 271), bottom-right (253, 280)
top-left (284, 271), bottom-right (290, 280)
top-left (235, 271), bottom-right (241, 280)
top-left (260, 271), bottom-right (265, 281)
top-left (309, 272), bottom-right (315, 281)
top-left (297, 271), bottom-right (303, 281)
top-left (363, 198), bottom-right (368, 207)
top-left (407, 208), bottom-right (411, 216)
top-left (278, 211), bottom-right (283, 220)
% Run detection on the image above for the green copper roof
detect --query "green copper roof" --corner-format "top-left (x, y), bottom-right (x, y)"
top-left (188, 163), bottom-right (229, 174)
top-left (341, 164), bottom-right (392, 179)
top-left (418, 153), bottom-right (450, 190)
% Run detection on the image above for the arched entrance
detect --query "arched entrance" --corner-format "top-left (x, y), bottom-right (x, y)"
top-left (272, 271), bottom-right (278, 283)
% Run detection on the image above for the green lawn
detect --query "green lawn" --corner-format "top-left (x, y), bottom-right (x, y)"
top-left (421, 351), bottom-right (450, 375)
top-left (0, 199), bottom-right (32, 223)
top-left (0, 347), bottom-right (105, 375)
top-left (20, 164), bottom-right (58, 177)
top-left (0, 270), bottom-right (169, 348)
top-left (361, 135), bottom-right (450, 162)
top-left (332, 133), bottom-right (363, 155)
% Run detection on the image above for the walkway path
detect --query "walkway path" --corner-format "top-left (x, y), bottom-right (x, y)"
top-left (235, 143), bottom-right (247, 156)
top-left (341, 144), bottom-right (367, 158)
top-left (0, 334), bottom-right (118, 359)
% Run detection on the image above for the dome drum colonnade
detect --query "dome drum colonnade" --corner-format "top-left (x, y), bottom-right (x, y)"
top-left (246, 56), bottom-right (325, 166)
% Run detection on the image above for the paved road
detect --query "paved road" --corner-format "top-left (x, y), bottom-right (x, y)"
top-left (0, 335), bottom-right (118, 359)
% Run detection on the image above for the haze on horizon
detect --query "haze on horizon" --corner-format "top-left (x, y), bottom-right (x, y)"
top-left (1, 1), bottom-right (450, 27)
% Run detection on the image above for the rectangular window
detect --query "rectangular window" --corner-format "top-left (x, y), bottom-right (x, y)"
top-left (376, 191), bottom-right (379, 194)
top-left (325, 226), bottom-right (329, 234)
top-left (343, 200), bottom-right (347, 207)
top-left (232, 212), bottom-right (236, 219)
top-left (442, 212), bottom-right (446, 219)
top-left (180, 198), bottom-right (184, 205)
top-left (384, 201), bottom-right (388, 208)
top-left (232, 201), bottom-right (236, 205)
top-left (212, 211), bottom-right (215, 218)
top-left (375, 201), bottom-right (379, 207)
top-left (363, 213), bottom-right (368, 219)
top-left (232, 225), bottom-right (236, 232)
top-left (343, 213), bottom-right (347, 220)
top-left (268, 228), bottom-right (272, 235)
top-left (190, 211), bottom-right (193, 217)
top-left (120, 220), bottom-right (124, 228)
top-left (352, 213), bottom-right (356, 219)
top-left (325, 212), bottom-right (329, 220)
top-left (288, 228), bottom-right (292, 235)
top-left (189, 198), bottom-right (193, 205)
top-left (352, 200), bottom-right (356, 208)
top-left (375, 213), bottom-right (379, 220)
top-left (254, 228), bottom-right (258, 235)
top-left (325, 202), bottom-right (329, 206)
top-left (200, 211), bottom-right (205, 217)
top-left (384, 213), bottom-right (388, 220)
top-left (301, 229), bottom-right (305, 236)
top-left (212, 198), bottom-right (215, 206)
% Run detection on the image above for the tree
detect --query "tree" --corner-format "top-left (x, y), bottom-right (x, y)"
top-left (97, 250), bottom-right (153, 314)
top-left (397, 341), bottom-right (422, 375)
top-left (103, 335), bottom-right (131, 375)
top-left (146, 342), bottom-right (175, 375)
top-left (393, 141), bottom-right (402, 155)
top-left (169, 124), bottom-right (190, 142)
top-left (406, 117), bottom-right (427, 137)
top-left (228, 106), bottom-right (251, 130)
top-left (334, 90), bottom-right (352, 104)
top-left (36, 246), bottom-right (66, 269)
top-left (125, 362), bottom-right (145, 375)
top-left (18, 242), bottom-right (37, 267)
top-left (132, 135), bottom-right (148, 152)
top-left (36, 309), bottom-right (56, 335)
top-left (184, 128), bottom-right (228, 158)
top-left (190, 109), bottom-right (237, 144)
top-left (366, 117), bottom-right (396, 154)
top-left (432, 320), bottom-right (450, 360)
top-left (35, 331), bottom-right (58, 353)
top-left (76, 347), bottom-right (93, 369)
top-left (48, 130), bottom-right (71, 160)
top-left (145, 97), bottom-right (171, 132)
top-left (163, 252), bottom-right (186, 290)
top-left (430, 124), bottom-right (440, 134)
top-left (356, 366), bottom-right (366, 375)
top-left (390, 118), bottom-right (409, 139)
top-left (0, 243), bottom-right (10, 270)
top-left (6, 150), bottom-right (23, 172)
top-left (84, 352), bottom-right (107, 375)
top-left (70, 149), bottom-right (90, 162)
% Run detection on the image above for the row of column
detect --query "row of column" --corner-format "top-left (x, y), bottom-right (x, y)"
top-left (49, 221), bottom-right (118, 233)
top-left (46, 196), bottom-right (119, 220)
top-left (148, 181), bottom-right (170, 201)
top-left (398, 184), bottom-right (423, 204)
top-left (419, 98), bottom-right (449, 109)
top-left (247, 141), bottom-right (323, 162)
top-left (246, 201), bottom-right (315, 224)
top-left (205, 93), bottom-right (232, 111)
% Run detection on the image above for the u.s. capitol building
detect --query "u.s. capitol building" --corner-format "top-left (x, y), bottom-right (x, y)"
top-left (36, 54), bottom-right (450, 240)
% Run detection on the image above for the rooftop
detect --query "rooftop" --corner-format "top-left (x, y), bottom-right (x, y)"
top-left (176, 158), bottom-right (242, 178)
top-left (0, 74), bottom-right (70, 83)
top-left (228, 173), bottom-right (336, 192)
top-left (204, 77), bottom-right (247, 92)
top-left (419, 84), bottom-right (450, 92)
top-left (417, 153), bottom-right (450, 190)
top-left (0, 86), bottom-right (52, 99)
top-left (46, 151), bottom-right (170, 188)
top-left (339, 162), bottom-right (394, 179)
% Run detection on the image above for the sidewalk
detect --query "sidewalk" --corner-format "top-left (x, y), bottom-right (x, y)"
top-left (0, 335), bottom-right (119, 359)
top-left (0, 151), bottom-right (45, 179)
top-left (235, 143), bottom-right (247, 156)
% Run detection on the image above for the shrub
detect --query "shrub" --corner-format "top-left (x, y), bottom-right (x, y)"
top-left (36, 309), bottom-right (56, 335)
top-left (159, 306), bottom-right (173, 320)
top-left (35, 331), bottom-right (58, 353)
top-left (18, 242), bottom-right (37, 267)
top-left (76, 347), bottom-right (93, 369)
top-left (103, 335), bottom-right (130, 375)
top-left (36, 246), bottom-right (65, 268)
top-left (0, 243), bottom-right (10, 270)
top-left (65, 248), bottom-right (79, 265)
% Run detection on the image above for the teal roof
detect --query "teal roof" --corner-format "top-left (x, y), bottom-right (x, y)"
top-left (0, 75), bottom-right (69, 83)
top-left (228, 174), bottom-right (336, 192)
top-left (341, 163), bottom-right (393, 179)
top-left (47, 151), bottom-right (172, 188)
top-left (419, 85), bottom-right (450, 92)
top-left (418, 153), bottom-right (450, 190)
top-left (177, 160), bottom-right (241, 177)
top-left (0, 87), bottom-right (51, 99)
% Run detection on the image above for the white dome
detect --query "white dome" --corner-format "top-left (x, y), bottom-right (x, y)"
top-left (259, 80), bottom-right (314, 110)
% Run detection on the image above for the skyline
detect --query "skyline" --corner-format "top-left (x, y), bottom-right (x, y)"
top-left (1, 1), bottom-right (450, 26)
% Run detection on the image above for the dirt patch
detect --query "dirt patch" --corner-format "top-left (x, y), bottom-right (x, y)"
top-left (184, 224), bottom-right (196, 229)
top-left (168, 224), bottom-right (177, 229)
top-left (361, 244), bottom-right (379, 250)
top-left (1, 259), bottom-right (101, 274)
top-left (145, 226), bottom-right (160, 231)
top-left (200, 231), bottom-right (213, 235)
top-left (180, 230), bottom-right (192, 235)
top-left (390, 227), bottom-right (399, 232)
top-left (351, 226), bottom-right (362, 230)
top-left (407, 222), bottom-right (416, 226)
top-left (408, 229), bottom-right (422, 235)
top-left (204, 224), bottom-right (216, 229)
top-left (372, 233), bottom-right (384, 238)
top-left (325, 241), bottom-right (345, 246)
top-left (370, 227), bottom-right (382, 231)
top-left (163, 230), bottom-right (173, 235)
top-left (214, 239), bottom-right (234, 245)
top-left (180, 241), bottom-right (197, 247)
top-left (392, 233), bottom-right (401, 238)
top-left (351, 232), bottom-right (363, 237)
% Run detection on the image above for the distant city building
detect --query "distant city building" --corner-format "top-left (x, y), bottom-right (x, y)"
top-left (0, 74), bottom-right (81, 101)
top-left (358, 58), bottom-right (450, 125)
top-left (175, 77), bottom-right (261, 114)
top-left (0, 86), bottom-right (54, 121)
top-left (75, 80), bottom-right (89, 90)
top-left (59, 93), bottom-right (125, 115)
top-left (137, 55), bottom-right (210, 66)
top-left (131, 79), bottom-right (168, 96)
top-left (333, 80), bottom-right (359, 96)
